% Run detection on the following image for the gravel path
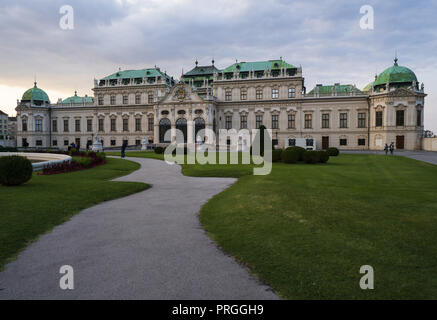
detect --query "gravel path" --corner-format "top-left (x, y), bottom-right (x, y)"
top-left (0, 157), bottom-right (278, 300)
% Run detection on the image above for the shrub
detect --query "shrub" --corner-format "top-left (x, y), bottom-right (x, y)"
top-left (285, 146), bottom-right (306, 161)
top-left (0, 155), bottom-right (33, 186)
top-left (0, 146), bottom-right (18, 152)
top-left (154, 146), bottom-right (165, 154)
top-left (303, 151), bottom-right (320, 164)
top-left (95, 152), bottom-right (106, 162)
top-left (318, 150), bottom-right (330, 163)
top-left (327, 147), bottom-right (340, 156)
top-left (271, 149), bottom-right (283, 162)
top-left (75, 157), bottom-right (92, 168)
top-left (281, 148), bottom-right (300, 164)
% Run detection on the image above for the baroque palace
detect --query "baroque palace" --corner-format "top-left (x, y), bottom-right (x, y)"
top-left (15, 58), bottom-right (426, 150)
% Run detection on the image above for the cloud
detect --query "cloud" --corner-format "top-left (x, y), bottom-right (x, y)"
top-left (0, 0), bottom-right (436, 130)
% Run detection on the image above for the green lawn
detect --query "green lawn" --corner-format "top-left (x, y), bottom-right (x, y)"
top-left (110, 151), bottom-right (437, 299)
top-left (0, 158), bottom-right (148, 270)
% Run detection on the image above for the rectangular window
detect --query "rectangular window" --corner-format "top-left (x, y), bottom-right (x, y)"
top-left (148, 117), bottom-right (154, 132)
top-left (340, 113), bottom-right (348, 128)
top-left (288, 114), bottom-right (295, 129)
top-left (36, 140), bottom-right (42, 146)
top-left (272, 115), bottom-right (279, 129)
top-left (87, 119), bottom-right (92, 132)
top-left (306, 139), bottom-right (314, 147)
top-left (304, 114), bottom-right (312, 129)
top-left (148, 94), bottom-right (154, 104)
top-left (111, 119), bottom-right (116, 132)
top-left (288, 138), bottom-right (296, 146)
top-left (52, 119), bottom-right (57, 132)
top-left (288, 88), bottom-right (295, 98)
top-left (110, 95), bottom-right (116, 105)
top-left (340, 138), bottom-right (347, 146)
top-left (240, 89), bottom-right (247, 100)
top-left (98, 119), bottom-right (104, 132)
top-left (98, 96), bottom-right (103, 106)
top-left (240, 115), bottom-right (247, 129)
top-left (375, 111), bottom-right (383, 127)
top-left (272, 89), bottom-right (279, 99)
top-left (75, 119), bottom-right (81, 132)
top-left (136, 140), bottom-right (141, 146)
top-left (52, 140), bottom-right (57, 146)
top-left (64, 119), bottom-right (69, 132)
top-left (417, 109), bottom-right (422, 126)
top-left (256, 89), bottom-right (263, 100)
top-left (225, 116), bottom-right (232, 129)
top-left (111, 140), bottom-right (116, 146)
top-left (64, 140), bottom-right (69, 146)
top-left (322, 113), bottom-right (329, 128)
top-left (123, 95), bottom-right (128, 104)
top-left (22, 119), bottom-right (27, 131)
top-left (255, 115), bottom-right (263, 129)
top-left (358, 113), bottom-right (366, 128)
top-left (135, 118), bottom-right (141, 131)
top-left (225, 90), bottom-right (232, 101)
top-left (35, 119), bottom-right (42, 132)
top-left (135, 94), bottom-right (141, 104)
top-left (396, 110), bottom-right (405, 126)
top-left (358, 138), bottom-right (366, 146)
top-left (123, 118), bottom-right (129, 132)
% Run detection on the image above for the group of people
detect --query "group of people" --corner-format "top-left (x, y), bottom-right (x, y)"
top-left (384, 142), bottom-right (395, 155)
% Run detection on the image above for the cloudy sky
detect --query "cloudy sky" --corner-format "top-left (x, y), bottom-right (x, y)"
top-left (1, 0), bottom-right (436, 131)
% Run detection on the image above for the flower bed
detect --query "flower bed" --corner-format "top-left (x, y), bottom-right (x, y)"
top-left (39, 151), bottom-right (106, 175)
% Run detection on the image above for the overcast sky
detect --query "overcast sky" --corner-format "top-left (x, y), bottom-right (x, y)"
top-left (1, 0), bottom-right (436, 131)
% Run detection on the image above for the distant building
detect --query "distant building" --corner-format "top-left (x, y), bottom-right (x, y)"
top-left (15, 57), bottom-right (426, 150)
top-left (8, 116), bottom-right (17, 147)
top-left (0, 111), bottom-right (10, 147)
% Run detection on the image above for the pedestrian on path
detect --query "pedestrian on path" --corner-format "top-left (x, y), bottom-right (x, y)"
top-left (121, 140), bottom-right (128, 158)
top-left (384, 143), bottom-right (389, 155)
top-left (389, 142), bottom-right (394, 155)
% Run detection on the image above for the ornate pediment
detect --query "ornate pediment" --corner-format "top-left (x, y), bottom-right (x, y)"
top-left (387, 87), bottom-right (417, 97)
top-left (160, 81), bottom-right (204, 104)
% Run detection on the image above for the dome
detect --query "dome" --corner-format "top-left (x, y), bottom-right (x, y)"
top-left (362, 81), bottom-right (374, 92)
top-left (22, 82), bottom-right (50, 104)
top-left (62, 91), bottom-right (94, 104)
top-left (373, 58), bottom-right (417, 87)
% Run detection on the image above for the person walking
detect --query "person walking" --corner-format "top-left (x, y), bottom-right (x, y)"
top-left (389, 142), bottom-right (394, 155)
top-left (121, 140), bottom-right (128, 159)
top-left (384, 143), bottom-right (389, 155)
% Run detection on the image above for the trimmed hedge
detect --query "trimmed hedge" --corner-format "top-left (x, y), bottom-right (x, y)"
top-left (271, 149), bottom-right (283, 162)
top-left (302, 151), bottom-right (320, 164)
top-left (154, 146), bottom-right (165, 154)
top-left (327, 147), bottom-right (340, 156)
top-left (0, 155), bottom-right (33, 186)
top-left (318, 150), bottom-right (330, 163)
top-left (281, 148), bottom-right (300, 164)
top-left (285, 146), bottom-right (306, 161)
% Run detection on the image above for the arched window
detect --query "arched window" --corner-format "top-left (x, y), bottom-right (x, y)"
top-left (175, 118), bottom-right (187, 143)
top-left (159, 118), bottom-right (171, 143)
top-left (194, 117), bottom-right (205, 142)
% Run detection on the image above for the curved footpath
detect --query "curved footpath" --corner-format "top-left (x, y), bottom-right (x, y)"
top-left (0, 157), bottom-right (278, 299)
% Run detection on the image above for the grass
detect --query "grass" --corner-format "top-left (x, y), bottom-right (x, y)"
top-left (0, 158), bottom-right (148, 270)
top-left (110, 150), bottom-right (437, 299)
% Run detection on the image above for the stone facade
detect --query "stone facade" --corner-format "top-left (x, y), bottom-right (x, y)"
top-left (15, 59), bottom-right (426, 151)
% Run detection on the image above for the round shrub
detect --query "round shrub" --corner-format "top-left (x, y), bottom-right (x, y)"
top-left (154, 146), bottom-right (165, 154)
top-left (303, 150), bottom-right (320, 164)
top-left (0, 155), bottom-right (33, 186)
top-left (281, 148), bottom-right (300, 164)
top-left (318, 150), bottom-right (330, 163)
top-left (327, 147), bottom-right (340, 156)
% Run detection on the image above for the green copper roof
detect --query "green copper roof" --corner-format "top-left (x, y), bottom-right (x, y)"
top-left (184, 65), bottom-right (220, 77)
top-left (22, 82), bottom-right (50, 103)
top-left (221, 59), bottom-right (296, 73)
top-left (308, 84), bottom-right (363, 95)
top-left (373, 59), bottom-right (417, 86)
top-left (362, 81), bottom-right (374, 92)
top-left (62, 91), bottom-right (94, 104)
top-left (101, 68), bottom-right (168, 80)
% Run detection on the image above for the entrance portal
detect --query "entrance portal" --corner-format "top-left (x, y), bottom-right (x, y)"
top-left (396, 135), bottom-right (405, 149)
